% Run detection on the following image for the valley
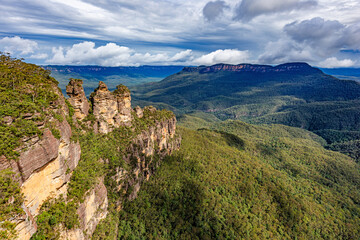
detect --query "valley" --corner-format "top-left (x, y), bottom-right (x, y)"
top-left (2, 1), bottom-right (360, 239)
top-left (130, 63), bottom-right (360, 162)
top-left (0, 56), bottom-right (359, 239)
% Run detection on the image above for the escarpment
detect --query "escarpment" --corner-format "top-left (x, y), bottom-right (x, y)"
top-left (0, 56), bottom-right (180, 240)
top-left (182, 62), bottom-right (321, 74)
top-left (0, 65), bottom-right (81, 239)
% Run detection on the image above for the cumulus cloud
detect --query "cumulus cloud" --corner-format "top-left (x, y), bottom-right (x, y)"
top-left (203, 1), bottom-right (228, 21)
top-left (47, 41), bottom-right (194, 66)
top-left (259, 38), bottom-right (314, 64)
top-left (260, 17), bottom-right (360, 65)
top-left (194, 49), bottom-right (250, 65)
top-left (49, 42), bottom-right (132, 66)
top-left (0, 36), bottom-right (38, 55)
top-left (170, 49), bottom-right (193, 62)
top-left (318, 57), bottom-right (356, 68)
top-left (46, 42), bottom-right (251, 66)
top-left (29, 53), bottom-right (48, 59)
top-left (284, 17), bottom-right (360, 56)
top-left (234, 0), bottom-right (317, 21)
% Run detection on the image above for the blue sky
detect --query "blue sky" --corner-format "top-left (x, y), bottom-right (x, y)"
top-left (0, 0), bottom-right (359, 67)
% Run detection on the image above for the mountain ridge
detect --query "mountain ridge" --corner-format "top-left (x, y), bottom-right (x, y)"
top-left (130, 61), bottom-right (360, 161)
top-left (183, 62), bottom-right (321, 74)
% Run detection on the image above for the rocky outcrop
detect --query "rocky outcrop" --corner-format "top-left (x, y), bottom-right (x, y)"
top-left (66, 78), bottom-right (89, 120)
top-left (125, 114), bottom-right (180, 201)
top-left (108, 115), bottom-right (180, 214)
top-left (17, 120), bottom-right (80, 240)
top-left (134, 106), bottom-right (143, 118)
top-left (0, 86), bottom-right (81, 240)
top-left (90, 82), bottom-right (133, 133)
top-left (2, 76), bottom-right (179, 240)
top-left (60, 179), bottom-right (108, 240)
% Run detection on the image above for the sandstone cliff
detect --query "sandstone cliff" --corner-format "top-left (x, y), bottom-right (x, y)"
top-left (0, 85), bottom-right (81, 239)
top-left (66, 78), bottom-right (89, 121)
top-left (0, 61), bottom-right (179, 240)
top-left (90, 82), bottom-right (133, 133)
top-left (60, 81), bottom-right (180, 239)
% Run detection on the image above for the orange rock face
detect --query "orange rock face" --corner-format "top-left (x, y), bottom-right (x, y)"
top-left (66, 78), bottom-right (90, 121)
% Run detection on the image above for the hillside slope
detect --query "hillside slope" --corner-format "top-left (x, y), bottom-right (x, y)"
top-left (131, 63), bottom-right (360, 159)
top-left (118, 122), bottom-right (360, 239)
top-left (0, 54), bottom-right (180, 239)
top-left (132, 63), bottom-right (360, 110)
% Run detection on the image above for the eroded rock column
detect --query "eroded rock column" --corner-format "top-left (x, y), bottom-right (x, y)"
top-left (66, 78), bottom-right (89, 121)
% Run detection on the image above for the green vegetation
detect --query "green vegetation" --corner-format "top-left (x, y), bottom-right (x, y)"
top-left (113, 84), bottom-right (130, 95)
top-left (0, 53), bottom-right (60, 159)
top-left (4, 58), bottom-right (360, 239)
top-left (0, 169), bottom-right (24, 240)
top-left (130, 64), bottom-right (360, 159)
top-left (68, 107), bottom-right (174, 202)
top-left (67, 128), bottom-right (129, 203)
top-left (31, 197), bottom-right (79, 240)
top-left (92, 211), bottom-right (119, 240)
top-left (118, 124), bottom-right (360, 239)
top-left (31, 101), bottom-right (175, 239)
top-left (329, 140), bottom-right (360, 163)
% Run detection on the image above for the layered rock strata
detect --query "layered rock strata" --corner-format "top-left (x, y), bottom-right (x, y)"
top-left (66, 78), bottom-right (90, 121)
top-left (0, 88), bottom-right (81, 239)
top-left (1, 78), bottom-right (180, 240)
top-left (89, 82), bottom-right (133, 133)
top-left (60, 179), bottom-right (108, 240)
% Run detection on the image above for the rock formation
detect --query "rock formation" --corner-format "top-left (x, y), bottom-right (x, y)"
top-left (116, 111), bottom-right (180, 203)
top-left (1, 76), bottom-right (180, 240)
top-left (0, 87), bottom-right (81, 239)
top-left (90, 82), bottom-right (133, 133)
top-left (66, 78), bottom-right (89, 121)
top-left (60, 179), bottom-right (108, 239)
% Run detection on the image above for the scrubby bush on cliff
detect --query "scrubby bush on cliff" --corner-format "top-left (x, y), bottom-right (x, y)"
top-left (0, 169), bottom-right (23, 239)
top-left (0, 53), bottom-right (60, 159)
top-left (31, 197), bottom-right (79, 240)
top-left (118, 124), bottom-right (360, 239)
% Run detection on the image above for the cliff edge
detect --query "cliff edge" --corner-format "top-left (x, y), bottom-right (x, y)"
top-left (0, 55), bottom-right (180, 240)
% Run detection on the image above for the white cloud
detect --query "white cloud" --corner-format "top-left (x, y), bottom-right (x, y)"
top-left (1, 1), bottom-right (360, 67)
top-left (259, 38), bottom-right (314, 64)
top-left (318, 57), bottom-right (356, 68)
top-left (284, 17), bottom-right (360, 56)
top-left (47, 41), bottom-right (195, 66)
top-left (0, 36), bottom-right (38, 55)
top-left (170, 50), bottom-right (193, 62)
top-left (46, 42), bottom-right (252, 66)
top-left (29, 53), bottom-right (48, 59)
top-left (194, 49), bottom-right (250, 65)
top-left (235, 0), bottom-right (317, 21)
top-left (259, 17), bottom-right (360, 65)
top-left (49, 42), bottom-right (133, 66)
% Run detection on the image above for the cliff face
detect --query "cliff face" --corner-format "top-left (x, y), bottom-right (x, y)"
top-left (0, 86), bottom-right (81, 239)
top-left (119, 113), bottom-right (179, 202)
top-left (182, 62), bottom-right (322, 74)
top-left (60, 179), bottom-right (108, 240)
top-left (66, 78), bottom-right (90, 121)
top-left (0, 69), bottom-right (179, 240)
top-left (90, 82), bottom-right (133, 133)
